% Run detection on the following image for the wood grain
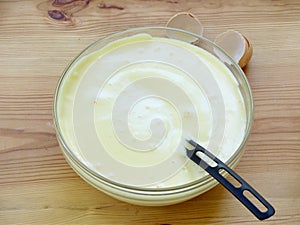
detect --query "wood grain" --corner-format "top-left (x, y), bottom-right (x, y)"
top-left (0, 0), bottom-right (299, 224)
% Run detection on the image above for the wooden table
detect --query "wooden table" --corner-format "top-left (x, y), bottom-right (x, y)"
top-left (1, 0), bottom-right (299, 224)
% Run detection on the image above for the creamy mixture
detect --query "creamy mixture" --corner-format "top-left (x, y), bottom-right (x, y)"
top-left (57, 34), bottom-right (246, 188)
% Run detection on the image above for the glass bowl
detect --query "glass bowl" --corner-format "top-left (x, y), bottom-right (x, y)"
top-left (53, 27), bottom-right (253, 206)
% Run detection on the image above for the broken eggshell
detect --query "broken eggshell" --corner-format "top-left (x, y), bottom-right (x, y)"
top-left (214, 30), bottom-right (253, 68)
top-left (166, 13), bottom-right (252, 68)
top-left (166, 12), bottom-right (204, 42)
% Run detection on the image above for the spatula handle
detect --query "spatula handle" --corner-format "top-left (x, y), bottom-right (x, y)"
top-left (187, 143), bottom-right (275, 220)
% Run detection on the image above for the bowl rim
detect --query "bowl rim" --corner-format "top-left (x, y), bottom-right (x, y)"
top-left (53, 26), bottom-right (254, 195)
